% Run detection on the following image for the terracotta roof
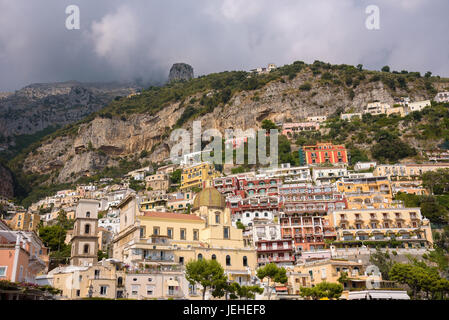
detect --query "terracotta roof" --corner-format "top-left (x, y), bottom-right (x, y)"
top-left (142, 211), bottom-right (204, 221)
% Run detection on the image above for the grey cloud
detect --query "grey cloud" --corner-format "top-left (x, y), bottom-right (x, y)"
top-left (0, 0), bottom-right (448, 91)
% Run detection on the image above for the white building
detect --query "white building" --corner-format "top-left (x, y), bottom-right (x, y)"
top-left (252, 220), bottom-right (282, 243)
top-left (259, 163), bottom-right (311, 184)
top-left (354, 162), bottom-right (377, 171)
top-left (363, 102), bottom-right (390, 115)
top-left (312, 166), bottom-right (348, 184)
top-left (307, 115), bottom-right (327, 123)
top-left (407, 100), bottom-right (431, 112)
top-left (434, 92), bottom-right (449, 103)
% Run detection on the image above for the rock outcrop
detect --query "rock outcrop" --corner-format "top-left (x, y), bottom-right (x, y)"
top-left (0, 163), bottom-right (14, 199)
top-left (168, 63), bottom-right (194, 82)
top-left (0, 81), bottom-right (140, 149)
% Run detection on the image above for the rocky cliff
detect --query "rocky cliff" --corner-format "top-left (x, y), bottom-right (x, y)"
top-left (168, 63), bottom-right (194, 82)
top-left (0, 163), bottom-right (14, 199)
top-left (18, 62), bottom-right (449, 185)
top-left (0, 81), bottom-right (140, 149)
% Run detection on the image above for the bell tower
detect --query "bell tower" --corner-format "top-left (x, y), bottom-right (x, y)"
top-left (70, 199), bottom-right (100, 266)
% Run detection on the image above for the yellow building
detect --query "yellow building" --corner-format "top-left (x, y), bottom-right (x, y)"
top-left (391, 180), bottom-right (429, 196)
top-left (373, 163), bottom-right (449, 179)
top-left (139, 194), bottom-right (168, 212)
top-left (7, 212), bottom-right (40, 232)
top-left (289, 259), bottom-right (394, 299)
top-left (337, 176), bottom-right (395, 209)
top-left (386, 106), bottom-right (406, 117)
top-left (328, 207), bottom-right (433, 248)
top-left (180, 162), bottom-right (220, 190)
top-left (50, 260), bottom-right (126, 299)
top-left (113, 185), bottom-right (257, 286)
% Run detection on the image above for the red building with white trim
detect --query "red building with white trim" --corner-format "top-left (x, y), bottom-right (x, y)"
top-left (256, 239), bottom-right (295, 267)
top-left (299, 142), bottom-right (348, 165)
top-left (279, 184), bottom-right (347, 251)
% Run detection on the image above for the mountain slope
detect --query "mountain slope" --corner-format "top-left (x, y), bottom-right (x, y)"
top-left (8, 60), bottom-right (449, 203)
top-left (0, 81), bottom-right (140, 152)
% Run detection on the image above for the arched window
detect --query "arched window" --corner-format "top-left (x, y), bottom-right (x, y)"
top-left (243, 256), bottom-right (248, 267)
top-left (211, 254), bottom-right (216, 260)
top-left (226, 255), bottom-right (231, 266)
top-left (86, 211), bottom-right (90, 218)
top-left (198, 253), bottom-right (203, 260)
top-left (85, 224), bottom-right (90, 234)
top-left (83, 244), bottom-right (89, 254)
top-left (117, 277), bottom-right (123, 286)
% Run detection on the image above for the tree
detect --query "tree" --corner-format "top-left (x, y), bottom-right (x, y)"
top-left (425, 71), bottom-right (432, 78)
top-left (422, 169), bottom-right (449, 195)
top-left (369, 247), bottom-right (393, 280)
top-left (38, 225), bottom-right (67, 253)
top-left (256, 263), bottom-right (288, 300)
top-left (169, 169), bottom-right (182, 185)
top-left (381, 66), bottom-right (390, 72)
top-left (98, 250), bottom-right (108, 260)
top-left (185, 259), bottom-right (228, 300)
top-left (389, 262), bottom-right (449, 299)
top-left (261, 119), bottom-right (278, 130)
top-left (236, 221), bottom-right (245, 230)
top-left (357, 64), bottom-right (363, 71)
top-left (300, 282), bottom-right (343, 300)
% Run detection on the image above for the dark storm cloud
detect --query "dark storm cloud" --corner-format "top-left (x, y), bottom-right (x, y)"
top-left (0, 0), bottom-right (448, 91)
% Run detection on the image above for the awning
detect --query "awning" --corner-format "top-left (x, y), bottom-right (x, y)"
top-left (166, 279), bottom-right (179, 287)
top-left (347, 290), bottom-right (410, 300)
top-left (275, 286), bottom-right (288, 292)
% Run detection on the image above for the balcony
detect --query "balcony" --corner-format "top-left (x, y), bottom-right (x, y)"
top-left (258, 245), bottom-right (293, 252)
top-left (142, 254), bottom-right (175, 262)
top-left (257, 256), bottom-right (295, 263)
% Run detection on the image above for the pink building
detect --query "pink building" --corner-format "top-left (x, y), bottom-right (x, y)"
top-left (0, 220), bottom-right (49, 283)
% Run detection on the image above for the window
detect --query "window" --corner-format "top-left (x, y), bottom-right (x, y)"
top-left (167, 228), bottom-right (173, 239)
top-left (189, 283), bottom-right (197, 295)
top-left (0, 266), bottom-right (7, 277)
top-left (146, 285), bottom-right (154, 296)
top-left (86, 211), bottom-right (90, 218)
top-left (153, 227), bottom-right (160, 235)
top-left (215, 213), bottom-right (220, 224)
top-left (76, 290), bottom-right (80, 297)
top-left (193, 229), bottom-right (199, 241)
top-left (117, 277), bottom-right (123, 286)
top-left (179, 257), bottom-right (184, 265)
top-left (85, 224), bottom-right (90, 235)
top-left (224, 227), bottom-right (230, 239)
top-left (131, 285), bottom-right (139, 295)
top-left (83, 244), bottom-right (90, 254)
top-left (180, 229), bottom-right (186, 240)
top-left (211, 254), bottom-right (216, 260)
top-left (94, 270), bottom-right (100, 279)
top-left (226, 255), bottom-right (231, 266)
top-left (243, 256), bottom-right (248, 267)
top-left (100, 286), bottom-right (108, 296)
top-left (140, 227), bottom-right (145, 238)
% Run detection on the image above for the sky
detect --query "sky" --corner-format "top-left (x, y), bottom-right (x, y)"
top-left (0, 0), bottom-right (448, 91)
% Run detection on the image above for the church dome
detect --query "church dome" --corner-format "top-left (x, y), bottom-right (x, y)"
top-left (192, 186), bottom-right (226, 211)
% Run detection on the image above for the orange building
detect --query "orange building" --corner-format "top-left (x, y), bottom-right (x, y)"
top-left (299, 142), bottom-right (348, 166)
